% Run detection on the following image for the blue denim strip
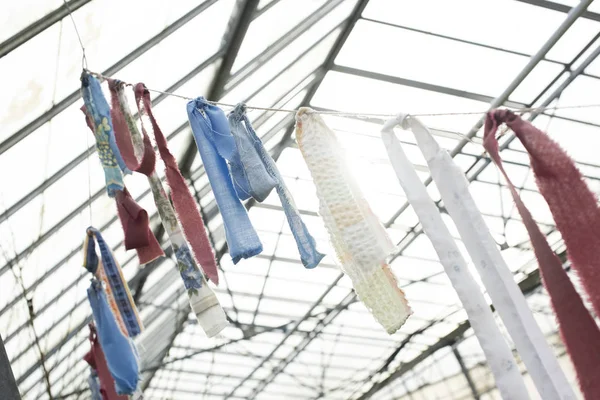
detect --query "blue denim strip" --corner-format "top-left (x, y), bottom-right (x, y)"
top-left (81, 73), bottom-right (130, 197)
top-left (87, 280), bottom-right (139, 395)
top-left (228, 104), bottom-right (324, 268)
top-left (84, 235), bottom-right (99, 274)
top-left (187, 98), bottom-right (263, 264)
top-left (87, 369), bottom-right (102, 400)
top-left (88, 227), bottom-right (141, 337)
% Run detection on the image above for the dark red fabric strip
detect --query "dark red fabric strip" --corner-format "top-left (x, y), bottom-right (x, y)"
top-left (84, 323), bottom-right (128, 400)
top-left (115, 188), bottom-right (164, 265)
top-left (108, 79), bottom-right (155, 176)
top-left (134, 83), bottom-right (219, 284)
top-left (484, 111), bottom-right (600, 398)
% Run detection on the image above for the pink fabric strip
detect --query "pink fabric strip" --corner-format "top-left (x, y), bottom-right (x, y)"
top-left (484, 111), bottom-right (600, 398)
top-left (108, 80), bottom-right (155, 175)
top-left (134, 83), bottom-right (219, 285)
top-left (81, 106), bottom-right (164, 265)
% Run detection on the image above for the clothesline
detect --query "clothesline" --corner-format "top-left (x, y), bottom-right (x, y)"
top-left (85, 69), bottom-right (600, 118)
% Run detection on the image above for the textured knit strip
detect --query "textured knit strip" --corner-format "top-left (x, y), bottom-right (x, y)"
top-left (105, 84), bottom-right (226, 336)
top-left (409, 115), bottom-right (574, 399)
top-left (484, 110), bottom-right (600, 398)
top-left (295, 108), bottom-right (410, 334)
top-left (228, 104), bottom-right (324, 268)
top-left (381, 115), bottom-right (529, 399)
top-left (187, 97), bottom-right (262, 265)
top-left (135, 84), bottom-right (220, 285)
top-left (87, 227), bottom-right (143, 337)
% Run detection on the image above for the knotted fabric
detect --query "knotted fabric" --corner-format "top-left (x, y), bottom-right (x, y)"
top-left (381, 116), bottom-right (529, 399)
top-left (106, 84), bottom-right (226, 336)
top-left (83, 323), bottom-right (128, 400)
top-left (87, 281), bottom-right (140, 395)
top-left (135, 84), bottom-right (219, 285)
top-left (187, 97), bottom-right (262, 264)
top-left (408, 115), bottom-right (573, 399)
top-left (81, 72), bottom-right (163, 265)
top-left (85, 227), bottom-right (143, 337)
top-left (484, 110), bottom-right (600, 398)
top-left (295, 108), bottom-right (410, 334)
top-left (228, 104), bottom-right (324, 268)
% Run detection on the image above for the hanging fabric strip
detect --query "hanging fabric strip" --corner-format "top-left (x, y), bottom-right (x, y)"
top-left (228, 104), bottom-right (324, 268)
top-left (407, 115), bottom-right (574, 399)
top-left (87, 227), bottom-right (143, 337)
top-left (187, 97), bottom-right (262, 264)
top-left (486, 110), bottom-right (600, 319)
top-left (86, 369), bottom-right (103, 400)
top-left (102, 84), bottom-right (226, 336)
top-left (108, 79), bottom-right (155, 175)
top-left (134, 84), bottom-right (219, 285)
top-left (84, 323), bottom-right (128, 400)
top-left (381, 116), bottom-right (529, 399)
top-left (484, 111), bottom-right (600, 398)
top-left (81, 72), bottom-right (128, 196)
top-left (295, 108), bottom-right (410, 334)
top-left (80, 114), bottom-right (164, 266)
top-left (87, 281), bottom-right (140, 396)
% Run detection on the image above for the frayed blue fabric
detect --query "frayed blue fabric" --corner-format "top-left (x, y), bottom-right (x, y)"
top-left (87, 369), bottom-right (102, 400)
top-left (80, 73), bottom-right (131, 196)
top-left (187, 97), bottom-right (262, 264)
top-left (87, 227), bottom-right (142, 337)
top-left (228, 104), bottom-right (324, 268)
top-left (87, 280), bottom-right (139, 395)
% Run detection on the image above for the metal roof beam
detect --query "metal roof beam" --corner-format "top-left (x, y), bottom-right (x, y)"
top-left (0, 0), bottom-right (220, 157)
top-left (0, 0), bottom-right (91, 58)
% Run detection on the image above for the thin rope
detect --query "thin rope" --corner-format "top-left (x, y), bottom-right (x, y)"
top-left (63, 0), bottom-right (87, 69)
top-left (84, 70), bottom-right (600, 118)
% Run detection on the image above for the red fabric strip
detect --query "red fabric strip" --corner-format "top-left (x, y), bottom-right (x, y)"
top-left (115, 188), bottom-right (164, 265)
top-left (107, 80), bottom-right (155, 175)
top-left (84, 323), bottom-right (128, 400)
top-left (484, 110), bottom-right (600, 398)
top-left (134, 83), bottom-right (219, 284)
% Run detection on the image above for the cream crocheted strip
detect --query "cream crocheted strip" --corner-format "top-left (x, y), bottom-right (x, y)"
top-left (296, 108), bottom-right (409, 334)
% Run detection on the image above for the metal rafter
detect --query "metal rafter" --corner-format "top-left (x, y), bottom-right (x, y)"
top-left (0, 0), bottom-right (91, 58)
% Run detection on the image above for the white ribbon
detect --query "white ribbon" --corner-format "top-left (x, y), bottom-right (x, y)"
top-left (402, 115), bottom-right (573, 399)
top-left (382, 116), bottom-right (529, 399)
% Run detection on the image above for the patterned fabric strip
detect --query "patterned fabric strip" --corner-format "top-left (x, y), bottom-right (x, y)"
top-left (88, 227), bottom-right (143, 337)
top-left (228, 104), bottom-right (324, 269)
top-left (408, 115), bottom-right (574, 399)
top-left (484, 111), bottom-right (600, 398)
top-left (80, 72), bottom-right (128, 198)
top-left (135, 85), bottom-right (219, 284)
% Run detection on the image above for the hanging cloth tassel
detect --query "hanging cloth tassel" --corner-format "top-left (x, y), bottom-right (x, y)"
top-left (484, 110), bottom-right (600, 398)
top-left (228, 104), bottom-right (324, 268)
top-left (108, 83), bottom-right (226, 336)
top-left (86, 227), bottom-right (143, 337)
top-left (407, 114), bottom-right (574, 399)
top-left (80, 72), bottom-right (164, 265)
top-left (295, 108), bottom-right (410, 334)
top-left (87, 281), bottom-right (140, 395)
top-left (187, 97), bottom-right (262, 264)
top-left (83, 323), bottom-right (128, 400)
top-left (381, 115), bottom-right (529, 399)
top-left (133, 84), bottom-right (219, 285)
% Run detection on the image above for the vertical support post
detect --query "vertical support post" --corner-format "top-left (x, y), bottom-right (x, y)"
top-left (0, 334), bottom-right (21, 399)
top-left (452, 345), bottom-right (480, 400)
